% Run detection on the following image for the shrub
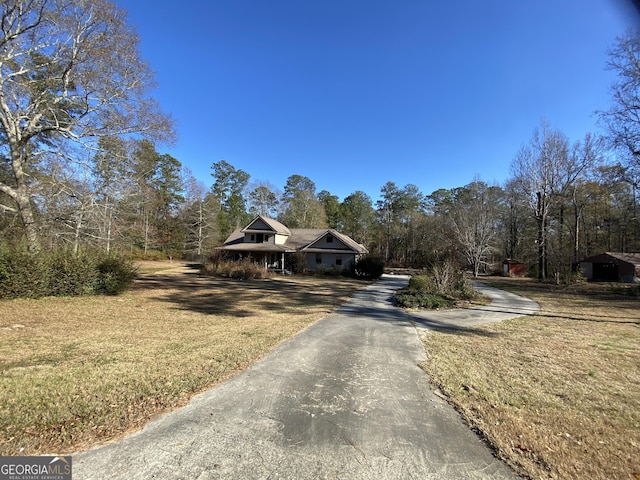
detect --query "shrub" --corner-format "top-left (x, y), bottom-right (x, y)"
top-left (288, 250), bottom-right (308, 274)
top-left (94, 255), bottom-right (138, 295)
top-left (395, 290), bottom-right (455, 309)
top-left (0, 248), bottom-right (50, 299)
top-left (408, 275), bottom-right (434, 292)
top-left (351, 255), bottom-right (385, 279)
top-left (395, 261), bottom-right (476, 309)
top-left (200, 258), bottom-right (270, 280)
top-left (0, 247), bottom-right (137, 299)
top-left (126, 248), bottom-right (169, 261)
top-left (48, 250), bottom-right (98, 296)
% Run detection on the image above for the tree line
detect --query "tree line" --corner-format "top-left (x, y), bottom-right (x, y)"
top-left (1, 1), bottom-right (639, 281)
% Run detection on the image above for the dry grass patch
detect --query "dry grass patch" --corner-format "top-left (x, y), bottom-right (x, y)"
top-left (421, 277), bottom-right (639, 480)
top-left (0, 262), bottom-right (367, 455)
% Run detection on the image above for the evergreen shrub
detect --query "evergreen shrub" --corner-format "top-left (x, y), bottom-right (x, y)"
top-left (0, 247), bottom-right (138, 299)
top-left (0, 248), bottom-right (50, 298)
top-left (288, 250), bottom-right (308, 274)
top-left (395, 290), bottom-right (455, 309)
top-left (351, 255), bottom-right (385, 279)
top-left (94, 255), bottom-right (138, 295)
top-left (49, 250), bottom-right (98, 296)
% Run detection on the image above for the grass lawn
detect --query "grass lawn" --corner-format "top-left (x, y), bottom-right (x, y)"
top-left (0, 261), bottom-right (368, 455)
top-left (420, 277), bottom-right (640, 480)
top-left (2, 263), bottom-right (638, 480)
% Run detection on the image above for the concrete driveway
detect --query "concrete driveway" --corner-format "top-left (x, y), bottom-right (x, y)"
top-left (410, 281), bottom-right (540, 334)
top-left (74, 275), bottom-right (531, 480)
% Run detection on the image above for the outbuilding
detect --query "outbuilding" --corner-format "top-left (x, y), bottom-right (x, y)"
top-left (502, 259), bottom-right (526, 277)
top-left (578, 252), bottom-right (640, 283)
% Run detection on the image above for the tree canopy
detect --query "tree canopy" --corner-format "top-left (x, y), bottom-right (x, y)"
top-left (0, 0), bottom-right (174, 252)
top-left (0, 9), bottom-right (637, 283)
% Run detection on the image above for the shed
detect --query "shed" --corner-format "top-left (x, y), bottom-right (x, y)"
top-left (502, 259), bottom-right (526, 277)
top-left (578, 252), bottom-right (640, 283)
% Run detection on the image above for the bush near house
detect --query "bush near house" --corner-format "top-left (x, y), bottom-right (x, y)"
top-left (200, 257), bottom-right (271, 280)
top-left (350, 255), bottom-right (385, 279)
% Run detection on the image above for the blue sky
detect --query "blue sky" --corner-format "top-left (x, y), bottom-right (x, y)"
top-left (115, 0), bottom-right (639, 202)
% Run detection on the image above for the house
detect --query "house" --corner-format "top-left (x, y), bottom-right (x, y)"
top-left (220, 215), bottom-right (369, 273)
top-left (502, 259), bottom-right (526, 277)
top-left (578, 252), bottom-right (640, 283)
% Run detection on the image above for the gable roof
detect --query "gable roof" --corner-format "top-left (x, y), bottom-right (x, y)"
top-left (580, 252), bottom-right (640, 266)
top-left (300, 229), bottom-right (368, 254)
top-left (242, 215), bottom-right (291, 235)
top-left (221, 228), bottom-right (295, 252)
top-left (221, 218), bottom-right (368, 254)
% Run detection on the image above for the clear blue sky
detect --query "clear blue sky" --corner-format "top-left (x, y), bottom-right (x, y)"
top-left (115, 0), bottom-right (639, 201)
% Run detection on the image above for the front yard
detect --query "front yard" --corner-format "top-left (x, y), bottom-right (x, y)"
top-left (0, 262), bottom-right (367, 455)
top-left (2, 264), bottom-right (637, 480)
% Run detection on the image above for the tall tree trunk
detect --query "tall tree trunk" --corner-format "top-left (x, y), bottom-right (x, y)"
top-left (15, 187), bottom-right (40, 254)
top-left (11, 148), bottom-right (41, 254)
top-left (73, 209), bottom-right (84, 257)
top-left (536, 192), bottom-right (546, 280)
top-left (197, 201), bottom-right (204, 256)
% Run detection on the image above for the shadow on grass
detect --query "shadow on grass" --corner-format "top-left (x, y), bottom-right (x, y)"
top-left (410, 316), bottom-right (501, 337)
top-left (477, 279), bottom-right (640, 325)
top-left (132, 271), bottom-right (360, 318)
top-left (530, 312), bottom-right (640, 325)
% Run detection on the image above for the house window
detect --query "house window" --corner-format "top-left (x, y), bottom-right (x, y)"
top-left (326, 235), bottom-right (333, 243)
top-left (336, 256), bottom-right (342, 266)
top-left (316, 253), bottom-right (322, 264)
top-left (250, 234), bottom-right (255, 241)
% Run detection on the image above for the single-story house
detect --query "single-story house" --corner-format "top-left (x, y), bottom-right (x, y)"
top-left (220, 215), bottom-right (369, 273)
top-left (578, 252), bottom-right (640, 283)
top-left (502, 259), bottom-right (526, 277)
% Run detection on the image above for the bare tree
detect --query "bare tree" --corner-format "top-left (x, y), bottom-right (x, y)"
top-left (599, 29), bottom-right (640, 238)
top-left (510, 121), bottom-right (597, 280)
top-left (448, 180), bottom-right (503, 277)
top-left (183, 169), bottom-right (220, 256)
top-left (600, 29), bottom-right (640, 170)
top-left (510, 121), bottom-right (567, 279)
top-left (0, 0), bottom-right (174, 252)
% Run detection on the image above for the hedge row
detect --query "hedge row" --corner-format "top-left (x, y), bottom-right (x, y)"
top-left (0, 249), bottom-right (137, 299)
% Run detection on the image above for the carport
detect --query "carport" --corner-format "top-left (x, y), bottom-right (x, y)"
top-left (579, 252), bottom-right (640, 283)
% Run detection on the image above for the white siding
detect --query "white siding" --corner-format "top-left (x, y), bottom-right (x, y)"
top-left (305, 253), bottom-right (356, 270)
top-left (274, 233), bottom-right (288, 245)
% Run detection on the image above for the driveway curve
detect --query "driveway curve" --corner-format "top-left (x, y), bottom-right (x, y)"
top-left (410, 281), bottom-right (540, 334)
top-left (74, 275), bottom-right (526, 480)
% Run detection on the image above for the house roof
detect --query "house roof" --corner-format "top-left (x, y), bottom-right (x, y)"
top-left (241, 215), bottom-right (291, 236)
top-left (298, 229), bottom-right (368, 254)
top-left (221, 228), bottom-right (295, 252)
top-left (221, 219), bottom-right (368, 255)
top-left (579, 252), bottom-right (640, 266)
